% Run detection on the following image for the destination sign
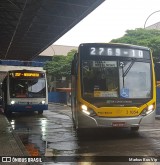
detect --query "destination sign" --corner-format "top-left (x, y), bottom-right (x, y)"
top-left (89, 47), bottom-right (150, 59)
top-left (12, 72), bottom-right (40, 77)
top-left (93, 61), bottom-right (117, 67)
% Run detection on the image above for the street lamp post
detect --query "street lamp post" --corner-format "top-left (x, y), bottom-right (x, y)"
top-left (144, 10), bottom-right (160, 29)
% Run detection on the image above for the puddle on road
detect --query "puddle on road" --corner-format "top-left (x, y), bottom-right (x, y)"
top-left (9, 111), bottom-right (79, 158)
top-left (17, 129), bottom-right (78, 157)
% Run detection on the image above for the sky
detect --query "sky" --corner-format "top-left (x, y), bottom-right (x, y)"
top-left (54, 0), bottom-right (160, 46)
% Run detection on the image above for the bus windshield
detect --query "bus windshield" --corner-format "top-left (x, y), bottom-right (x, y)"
top-left (82, 60), bottom-right (151, 100)
top-left (9, 78), bottom-right (46, 98)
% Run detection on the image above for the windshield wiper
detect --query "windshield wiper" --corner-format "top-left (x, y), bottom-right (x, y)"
top-left (122, 59), bottom-right (136, 77)
top-left (121, 59), bottom-right (136, 88)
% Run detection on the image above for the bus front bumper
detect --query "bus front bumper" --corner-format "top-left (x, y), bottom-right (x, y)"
top-left (77, 110), bottom-right (156, 128)
top-left (7, 104), bottom-right (48, 112)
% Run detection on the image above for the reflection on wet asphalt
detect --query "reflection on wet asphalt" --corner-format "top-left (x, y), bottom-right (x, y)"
top-left (6, 104), bottom-right (160, 165)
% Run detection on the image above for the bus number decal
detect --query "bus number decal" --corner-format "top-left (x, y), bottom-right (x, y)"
top-left (90, 47), bottom-right (96, 55)
top-left (132, 50), bottom-right (135, 57)
top-left (107, 48), bottom-right (113, 56)
top-left (115, 48), bottom-right (121, 56)
top-left (139, 50), bottom-right (143, 58)
top-left (15, 73), bottom-right (21, 77)
top-left (89, 47), bottom-right (147, 59)
top-left (99, 48), bottom-right (104, 55)
top-left (129, 110), bottom-right (139, 115)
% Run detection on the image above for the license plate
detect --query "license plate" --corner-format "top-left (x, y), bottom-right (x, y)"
top-left (25, 106), bottom-right (32, 109)
top-left (112, 122), bottom-right (125, 127)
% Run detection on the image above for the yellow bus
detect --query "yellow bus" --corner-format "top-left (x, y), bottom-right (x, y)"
top-left (71, 43), bottom-right (156, 131)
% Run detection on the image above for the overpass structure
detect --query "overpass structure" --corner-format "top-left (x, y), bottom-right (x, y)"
top-left (0, 0), bottom-right (105, 60)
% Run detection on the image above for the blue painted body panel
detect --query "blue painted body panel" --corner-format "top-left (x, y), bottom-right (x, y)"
top-left (7, 104), bottom-right (48, 112)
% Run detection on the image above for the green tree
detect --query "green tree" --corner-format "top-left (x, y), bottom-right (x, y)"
top-left (44, 49), bottom-right (76, 79)
top-left (44, 49), bottom-right (77, 91)
top-left (110, 28), bottom-right (160, 62)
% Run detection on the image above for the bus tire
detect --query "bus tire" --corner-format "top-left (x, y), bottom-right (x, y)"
top-left (38, 110), bottom-right (43, 114)
top-left (131, 126), bottom-right (139, 132)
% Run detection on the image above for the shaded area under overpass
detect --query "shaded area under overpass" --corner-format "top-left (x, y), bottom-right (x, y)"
top-left (0, 0), bottom-right (105, 60)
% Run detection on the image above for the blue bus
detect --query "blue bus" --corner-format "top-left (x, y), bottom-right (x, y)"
top-left (2, 70), bottom-right (48, 115)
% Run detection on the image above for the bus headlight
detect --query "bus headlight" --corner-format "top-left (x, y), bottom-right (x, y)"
top-left (81, 105), bottom-right (87, 111)
top-left (81, 105), bottom-right (89, 115)
top-left (81, 104), bottom-right (96, 116)
top-left (41, 100), bottom-right (45, 104)
top-left (11, 100), bottom-right (15, 105)
top-left (141, 104), bottom-right (155, 116)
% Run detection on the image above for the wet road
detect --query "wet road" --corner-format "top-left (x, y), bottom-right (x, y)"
top-left (7, 104), bottom-right (160, 165)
